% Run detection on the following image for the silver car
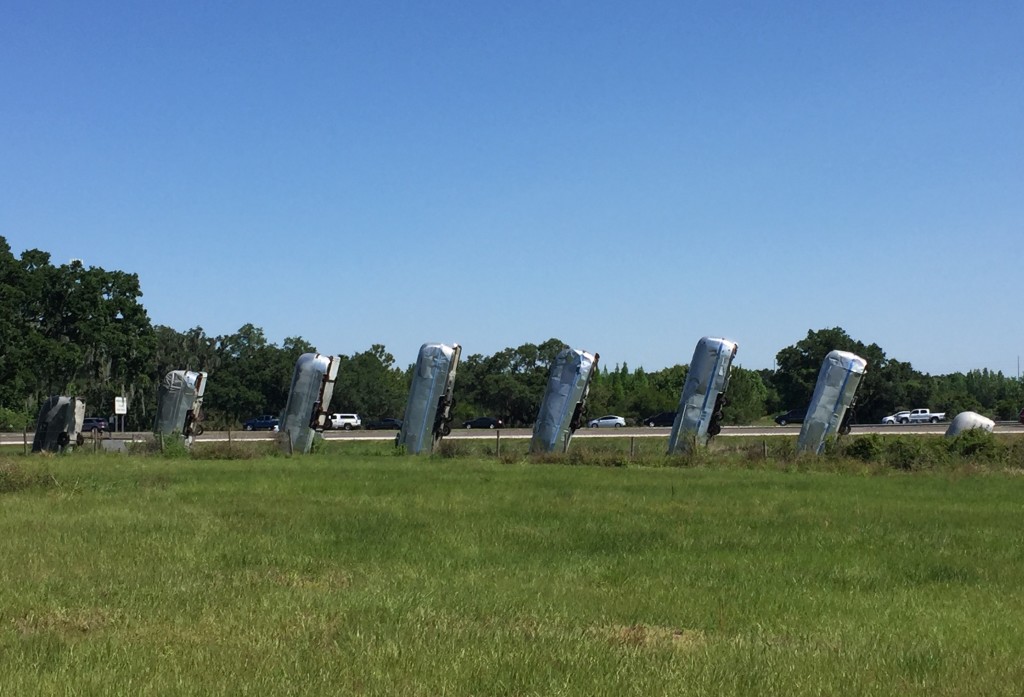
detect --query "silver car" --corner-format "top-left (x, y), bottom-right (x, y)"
top-left (32, 395), bottom-right (85, 453)
top-left (668, 337), bottom-right (738, 454)
top-left (155, 370), bottom-right (208, 440)
top-left (797, 350), bottom-right (867, 455)
top-left (396, 343), bottom-right (461, 454)
top-left (530, 348), bottom-right (599, 453)
top-left (587, 415), bottom-right (625, 428)
top-left (277, 353), bottom-right (341, 454)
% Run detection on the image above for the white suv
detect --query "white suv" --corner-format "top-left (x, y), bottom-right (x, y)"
top-left (328, 413), bottom-right (361, 430)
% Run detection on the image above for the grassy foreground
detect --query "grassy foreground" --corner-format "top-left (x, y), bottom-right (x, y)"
top-left (3, 453), bottom-right (1024, 696)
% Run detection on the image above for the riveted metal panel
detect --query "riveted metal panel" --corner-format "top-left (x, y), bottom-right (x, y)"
top-left (797, 350), bottom-right (868, 455)
top-left (397, 343), bottom-right (461, 454)
top-left (32, 395), bottom-right (85, 453)
top-left (278, 353), bottom-right (339, 454)
top-left (945, 411), bottom-right (995, 436)
top-left (668, 337), bottom-right (738, 454)
top-left (530, 348), bottom-right (599, 454)
top-left (155, 370), bottom-right (208, 440)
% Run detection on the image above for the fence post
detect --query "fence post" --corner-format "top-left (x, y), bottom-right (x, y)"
top-left (630, 436), bottom-right (636, 459)
top-left (23, 427), bottom-right (28, 455)
top-left (496, 430), bottom-right (501, 458)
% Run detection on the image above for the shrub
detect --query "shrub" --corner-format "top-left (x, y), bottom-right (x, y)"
top-left (0, 407), bottom-right (32, 432)
top-left (884, 437), bottom-right (929, 471)
top-left (845, 435), bottom-right (885, 462)
top-left (945, 429), bottom-right (1000, 462)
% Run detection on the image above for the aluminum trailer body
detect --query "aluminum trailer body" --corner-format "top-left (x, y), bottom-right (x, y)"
top-left (530, 348), bottom-right (599, 454)
top-left (155, 370), bottom-right (208, 440)
top-left (32, 395), bottom-right (85, 453)
top-left (667, 337), bottom-right (738, 454)
top-left (945, 411), bottom-right (995, 436)
top-left (797, 350), bottom-right (868, 454)
top-left (397, 343), bottom-right (461, 454)
top-left (277, 353), bottom-right (341, 454)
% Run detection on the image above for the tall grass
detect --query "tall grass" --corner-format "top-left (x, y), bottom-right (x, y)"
top-left (2, 452), bottom-right (1024, 695)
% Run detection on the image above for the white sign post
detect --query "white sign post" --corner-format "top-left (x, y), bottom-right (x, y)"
top-left (114, 397), bottom-right (128, 432)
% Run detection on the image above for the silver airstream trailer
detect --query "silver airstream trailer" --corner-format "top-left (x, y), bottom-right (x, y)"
top-left (277, 352), bottom-right (341, 454)
top-left (667, 337), bottom-right (738, 454)
top-left (397, 343), bottom-right (461, 454)
top-left (945, 411), bottom-right (995, 436)
top-left (530, 348), bottom-right (599, 454)
top-left (155, 370), bottom-right (207, 440)
top-left (797, 350), bottom-right (868, 455)
top-left (32, 395), bottom-right (85, 453)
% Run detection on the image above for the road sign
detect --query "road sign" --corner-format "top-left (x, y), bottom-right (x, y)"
top-left (114, 397), bottom-right (128, 415)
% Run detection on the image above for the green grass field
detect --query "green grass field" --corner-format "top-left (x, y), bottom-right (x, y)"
top-left (3, 447), bottom-right (1024, 695)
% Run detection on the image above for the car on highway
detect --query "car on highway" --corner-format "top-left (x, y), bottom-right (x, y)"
top-left (588, 415), bottom-right (626, 428)
top-left (1019, 408), bottom-right (1024, 425)
top-left (364, 417), bottom-right (403, 430)
top-left (463, 416), bottom-right (503, 429)
top-left (642, 411), bottom-right (676, 427)
top-left (328, 413), bottom-right (361, 430)
top-left (82, 417), bottom-right (108, 433)
top-left (881, 411), bottom-right (911, 425)
top-left (774, 408), bottom-right (806, 426)
top-left (243, 415), bottom-right (279, 431)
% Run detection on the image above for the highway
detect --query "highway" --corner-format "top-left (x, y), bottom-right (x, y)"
top-left (5, 421), bottom-right (1023, 447)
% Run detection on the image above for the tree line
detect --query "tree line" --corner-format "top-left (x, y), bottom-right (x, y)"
top-left (2, 237), bottom-right (1021, 430)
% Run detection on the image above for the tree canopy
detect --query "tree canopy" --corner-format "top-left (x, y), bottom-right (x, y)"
top-left (3, 237), bottom-right (1020, 429)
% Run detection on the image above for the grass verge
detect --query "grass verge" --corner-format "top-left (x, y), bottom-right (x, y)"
top-left (2, 452), bottom-right (1024, 695)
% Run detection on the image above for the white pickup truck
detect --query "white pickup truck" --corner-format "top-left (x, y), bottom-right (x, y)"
top-left (884, 408), bottom-right (946, 424)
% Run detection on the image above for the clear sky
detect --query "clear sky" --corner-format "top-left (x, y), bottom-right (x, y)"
top-left (3, 1), bottom-right (1022, 376)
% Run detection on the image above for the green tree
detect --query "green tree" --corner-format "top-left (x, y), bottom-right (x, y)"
top-left (771, 327), bottom-right (892, 423)
top-left (331, 344), bottom-right (407, 418)
top-left (722, 367), bottom-right (768, 424)
top-left (0, 240), bottom-right (154, 425)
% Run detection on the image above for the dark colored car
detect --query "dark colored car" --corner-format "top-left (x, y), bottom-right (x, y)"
top-left (1019, 408), bottom-right (1024, 425)
top-left (364, 417), bottom-right (403, 430)
top-left (82, 417), bottom-right (108, 433)
top-left (642, 411), bottom-right (676, 427)
top-left (463, 416), bottom-right (503, 429)
top-left (243, 414), bottom-right (280, 431)
top-left (774, 408), bottom-right (807, 426)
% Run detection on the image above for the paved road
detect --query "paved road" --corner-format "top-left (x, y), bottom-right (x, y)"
top-left (5, 422), bottom-right (1023, 447)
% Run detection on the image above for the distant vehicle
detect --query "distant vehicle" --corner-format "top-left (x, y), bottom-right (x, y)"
top-left (364, 417), bottom-right (403, 430)
top-left (642, 411), bottom-right (675, 427)
top-left (328, 413), bottom-right (361, 430)
top-left (1020, 408), bottom-right (1024, 425)
top-left (588, 415), bottom-right (626, 428)
top-left (244, 415), bottom-right (279, 431)
top-left (897, 408), bottom-right (946, 424)
top-left (82, 417), bottom-right (108, 433)
top-left (463, 416), bottom-right (502, 429)
top-left (774, 408), bottom-right (806, 426)
top-left (881, 411), bottom-right (911, 425)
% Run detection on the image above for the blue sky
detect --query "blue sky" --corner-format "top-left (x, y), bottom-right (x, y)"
top-left (3, 1), bottom-right (1022, 376)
